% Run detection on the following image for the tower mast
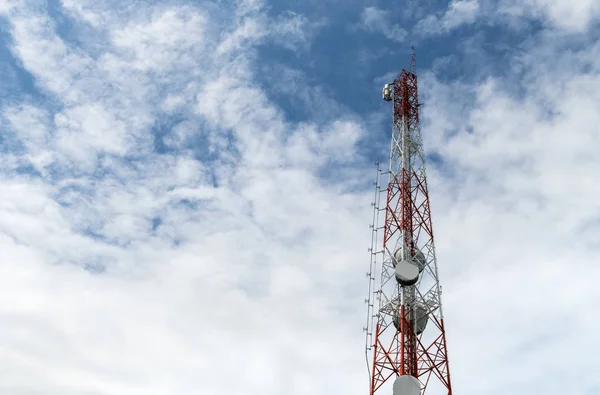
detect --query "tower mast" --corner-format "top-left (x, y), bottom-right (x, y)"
top-left (366, 49), bottom-right (453, 395)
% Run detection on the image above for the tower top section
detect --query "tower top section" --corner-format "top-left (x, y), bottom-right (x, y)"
top-left (381, 48), bottom-right (417, 103)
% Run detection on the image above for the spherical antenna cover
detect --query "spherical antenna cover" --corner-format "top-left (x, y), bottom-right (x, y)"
top-left (393, 375), bottom-right (421, 395)
top-left (393, 245), bottom-right (426, 272)
top-left (392, 305), bottom-right (429, 335)
top-left (395, 259), bottom-right (419, 286)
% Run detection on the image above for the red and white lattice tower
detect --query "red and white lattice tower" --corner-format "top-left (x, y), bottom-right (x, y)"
top-left (364, 49), bottom-right (453, 395)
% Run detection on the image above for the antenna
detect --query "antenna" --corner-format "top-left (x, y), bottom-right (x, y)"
top-left (367, 48), bottom-right (453, 395)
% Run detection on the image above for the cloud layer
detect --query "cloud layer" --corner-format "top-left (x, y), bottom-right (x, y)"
top-left (0, 1), bottom-right (371, 394)
top-left (0, 0), bottom-right (599, 394)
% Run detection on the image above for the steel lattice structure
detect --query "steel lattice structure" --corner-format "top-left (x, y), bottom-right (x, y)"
top-left (364, 50), bottom-right (452, 395)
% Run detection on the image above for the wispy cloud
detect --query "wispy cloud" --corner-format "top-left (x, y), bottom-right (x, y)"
top-left (0, 1), bottom-right (370, 393)
top-left (495, 0), bottom-right (600, 31)
top-left (270, 11), bottom-right (328, 52)
top-left (414, 0), bottom-right (480, 36)
top-left (416, 0), bottom-right (600, 35)
top-left (0, 0), bottom-right (21, 15)
top-left (419, 29), bottom-right (600, 393)
top-left (360, 6), bottom-right (407, 42)
top-left (1, 0), bottom-right (599, 394)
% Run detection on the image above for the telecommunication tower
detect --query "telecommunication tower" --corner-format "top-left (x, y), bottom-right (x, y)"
top-left (364, 49), bottom-right (453, 395)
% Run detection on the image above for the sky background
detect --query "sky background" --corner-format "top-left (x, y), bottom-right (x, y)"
top-left (0, 0), bottom-right (599, 394)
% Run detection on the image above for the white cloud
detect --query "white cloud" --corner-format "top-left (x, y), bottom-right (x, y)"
top-left (2, 0), bottom-right (599, 394)
top-left (215, 14), bottom-right (269, 56)
top-left (418, 30), bottom-right (600, 394)
top-left (360, 6), bottom-right (408, 42)
top-left (497, 0), bottom-right (600, 31)
top-left (110, 8), bottom-right (209, 72)
top-left (444, 0), bottom-right (480, 28)
top-left (59, 0), bottom-right (108, 27)
top-left (9, 13), bottom-right (94, 101)
top-left (270, 12), bottom-right (328, 52)
top-left (0, 1), bottom-right (371, 394)
top-left (54, 104), bottom-right (131, 169)
top-left (2, 104), bottom-right (55, 175)
top-left (414, 0), bottom-right (480, 36)
top-left (0, 0), bottom-right (21, 15)
top-left (418, 0), bottom-right (600, 34)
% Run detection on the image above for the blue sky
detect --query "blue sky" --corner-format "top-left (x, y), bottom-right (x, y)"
top-left (0, 0), bottom-right (599, 394)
